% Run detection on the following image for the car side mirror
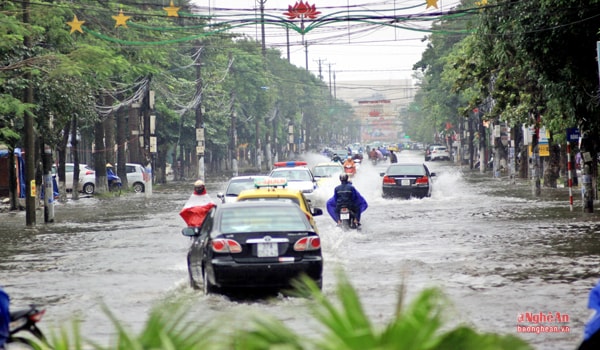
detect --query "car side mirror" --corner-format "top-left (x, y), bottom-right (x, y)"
top-left (216, 192), bottom-right (225, 203)
top-left (379, 172), bottom-right (385, 177)
top-left (182, 227), bottom-right (198, 237)
top-left (312, 207), bottom-right (323, 216)
top-left (430, 172), bottom-right (436, 177)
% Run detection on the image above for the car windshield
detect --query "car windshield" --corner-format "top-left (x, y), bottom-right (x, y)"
top-left (226, 179), bottom-right (259, 196)
top-left (220, 206), bottom-right (309, 233)
top-left (313, 166), bottom-right (342, 177)
top-left (271, 170), bottom-right (312, 181)
top-left (388, 165), bottom-right (426, 176)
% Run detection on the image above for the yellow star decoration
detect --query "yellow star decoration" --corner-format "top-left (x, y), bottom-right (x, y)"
top-left (112, 9), bottom-right (131, 28)
top-left (163, 1), bottom-right (180, 17)
top-left (425, 0), bottom-right (439, 9)
top-left (67, 15), bottom-right (85, 34)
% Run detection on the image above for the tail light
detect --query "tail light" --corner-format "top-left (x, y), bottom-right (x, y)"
top-left (85, 170), bottom-right (94, 175)
top-left (30, 309), bottom-right (45, 323)
top-left (415, 176), bottom-right (429, 185)
top-left (212, 239), bottom-right (242, 253)
top-left (382, 176), bottom-right (395, 184)
top-left (294, 236), bottom-right (321, 251)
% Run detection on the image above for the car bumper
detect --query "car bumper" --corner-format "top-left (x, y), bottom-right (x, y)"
top-left (382, 186), bottom-right (430, 198)
top-left (209, 256), bottom-right (323, 288)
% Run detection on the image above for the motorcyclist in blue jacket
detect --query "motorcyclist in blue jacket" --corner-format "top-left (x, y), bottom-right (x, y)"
top-left (333, 174), bottom-right (363, 226)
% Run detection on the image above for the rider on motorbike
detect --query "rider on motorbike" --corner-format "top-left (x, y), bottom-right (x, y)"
top-left (328, 173), bottom-right (367, 227)
top-left (331, 153), bottom-right (342, 164)
top-left (343, 156), bottom-right (356, 175)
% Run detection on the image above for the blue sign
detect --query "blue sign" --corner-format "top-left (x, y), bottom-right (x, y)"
top-left (566, 128), bottom-right (580, 142)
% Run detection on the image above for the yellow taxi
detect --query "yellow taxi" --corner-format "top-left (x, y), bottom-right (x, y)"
top-left (236, 178), bottom-right (323, 232)
top-left (312, 162), bottom-right (344, 187)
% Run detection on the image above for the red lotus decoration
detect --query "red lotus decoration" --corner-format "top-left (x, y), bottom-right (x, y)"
top-left (283, 1), bottom-right (321, 20)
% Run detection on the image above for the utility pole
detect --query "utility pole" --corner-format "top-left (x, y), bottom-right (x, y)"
top-left (258, 0), bottom-right (267, 56)
top-left (195, 45), bottom-right (205, 181)
top-left (581, 131), bottom-right (594, 212)
top-left (315, 58), bottom-right (324, 80)
top-left (328, 63), bottom-right (335, 97)
top-left (531, 114), bottom-right (541, 196)
top-left (305, 41), bottom-right (308, 70)
top-left (286, 27), bottom-right (290, 62)
top-left (23, 0), bottom-right (36, 225)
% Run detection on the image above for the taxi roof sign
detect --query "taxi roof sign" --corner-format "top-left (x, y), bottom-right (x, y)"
top-left (254, 177), bottom-right (288, 188)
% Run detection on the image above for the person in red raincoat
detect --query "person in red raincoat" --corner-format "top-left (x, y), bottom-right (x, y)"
top-left (179, 180), bottom-right (215, 227)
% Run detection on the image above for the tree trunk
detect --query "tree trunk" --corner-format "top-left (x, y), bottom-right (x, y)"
top-left (543, 142), bottom-right (560, 188)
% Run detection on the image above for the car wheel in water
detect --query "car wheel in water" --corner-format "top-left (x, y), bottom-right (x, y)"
top-left (82, 183), bottom-right (95, 194)
top-left (187, 255), bottom-right (201, 290)
top-left (132, 182), bottom-right (144, 193)
top-left (203, 268), bottom-right (217, 295)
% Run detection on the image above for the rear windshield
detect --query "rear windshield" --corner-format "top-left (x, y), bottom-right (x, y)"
top-left (226, 179), bottom-right (260, 196)
top-left (220, 206), bottom-right (309, 233)
top-left (313, 166), bottom-right (342, 177)
top-left (270, 170), bottom-right (312, 181)
top-left (388, 165), bottom-right (426, 176)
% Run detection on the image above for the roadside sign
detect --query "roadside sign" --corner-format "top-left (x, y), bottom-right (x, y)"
top-left (566, 128), bottom-right (580, 142)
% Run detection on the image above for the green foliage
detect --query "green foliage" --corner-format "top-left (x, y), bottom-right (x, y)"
top-left (31, 273), bottom-right (532, 350)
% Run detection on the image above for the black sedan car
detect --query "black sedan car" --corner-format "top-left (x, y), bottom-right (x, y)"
top-left (380, 163), bottom-right (436, 199)
top-left (182, 201), bottom-right (323, 294)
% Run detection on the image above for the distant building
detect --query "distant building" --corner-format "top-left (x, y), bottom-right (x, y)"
top-left (335, 79), bottom-right (415, 144)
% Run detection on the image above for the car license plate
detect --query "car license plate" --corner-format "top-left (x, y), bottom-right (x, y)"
top-left (257, 243), bottom-right (278, 257)
top-left (401, 179), bottom-right (411, 186)
top-left (340, 212), bottom-right (350, 220)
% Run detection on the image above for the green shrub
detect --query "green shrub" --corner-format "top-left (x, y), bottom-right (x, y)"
top-left (32, 272), bottom-right (532, 350)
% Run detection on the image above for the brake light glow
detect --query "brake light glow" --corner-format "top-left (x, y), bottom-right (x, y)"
top-left (294, 236), bottom-right (321, 251)
top-left (30, 309), bottom-right (45, 322)
top-left (212, 239), bottom-right (242, 253)
top-left (382, 176), bottom-right (396, 184)
top-left (415, 176), bottom-right (429, 185)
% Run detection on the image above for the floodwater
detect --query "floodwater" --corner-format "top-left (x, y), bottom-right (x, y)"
top-left (1, 149), bottom-right (599, 350)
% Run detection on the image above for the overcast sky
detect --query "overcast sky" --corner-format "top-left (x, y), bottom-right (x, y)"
top-left (191, 0), bottom-right (461, 83)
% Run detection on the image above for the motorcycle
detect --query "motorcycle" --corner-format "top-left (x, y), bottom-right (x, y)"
top-left (344, 164), bottom-right (356, 177)
top-left (338, 205), bottom-right (359, 231)
top-left (107, 170), bottom-right (122, 193)
top-left (8, 304), bottom-right (47, 348)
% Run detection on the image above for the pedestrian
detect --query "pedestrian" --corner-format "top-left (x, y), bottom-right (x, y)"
top-left (389, 150), bottom-right (398, 163)
top-left (0, 287), bottom-right (9, 350)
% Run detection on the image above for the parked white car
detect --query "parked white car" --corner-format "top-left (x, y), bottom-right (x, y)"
top-left (80, 163), bottom-right (149, 194)
top-left (120, 163), bottom-right (149, 193)
top-left (52, 163), bottom-right (91, 192)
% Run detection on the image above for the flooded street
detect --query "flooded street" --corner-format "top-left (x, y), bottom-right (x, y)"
top-left (1, 149), bottom-right (599, 349)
